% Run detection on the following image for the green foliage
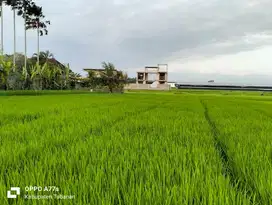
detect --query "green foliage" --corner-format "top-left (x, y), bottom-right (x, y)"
top-left (32, 50), bottom-right (54, 61)
top-left (127, 77), bottom-right (136, 83)
top-left (0, 54), bottom-right (129, 92)
top-left (0, 56), bottom-right (13, 89)
top-left (87, 62), bottom-right (128, 92)
top-left (0, 52), bottom-right (85, 90)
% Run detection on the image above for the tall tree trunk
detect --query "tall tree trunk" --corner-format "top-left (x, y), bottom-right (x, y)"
top-left (109, 86), bottom-right (113, 93)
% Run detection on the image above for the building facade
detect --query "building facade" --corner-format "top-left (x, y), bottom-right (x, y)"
top-left (136, 64), bottom-right (168, 85)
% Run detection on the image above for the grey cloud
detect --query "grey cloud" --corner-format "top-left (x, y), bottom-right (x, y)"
top-left (117, 0), bottom-right (272, 66)
top-left (165, 32), bottom-right (272, 62)
top-left (3, 0), bottom-right (272, 76)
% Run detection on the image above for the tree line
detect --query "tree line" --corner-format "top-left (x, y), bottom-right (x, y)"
top-left (0, 51), bottom-right (132, 92)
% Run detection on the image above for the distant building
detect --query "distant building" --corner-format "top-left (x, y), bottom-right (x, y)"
top-left (83, 68), bottom-right (110, 78)
top-left (126, 64), bottom-right (170, 90)
top-left (175, 82), bottom-right (272, 91)
top-left (167, 82), bottom-right (177, 88)
top-left (136, 64), bottom-right (168, 85)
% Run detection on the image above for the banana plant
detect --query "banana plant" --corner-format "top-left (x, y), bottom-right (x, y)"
top-left (0, 57), bottom-right (13, 90)
top-left (29, 63), bottom-right (44, 90)
top-left (29, 64), bottom-right (37, 81)
top-left (29, 64), bottom-right (38, 90)
top-left (38, 62), bottom-right (49, 90)
top-left (20, 66), bottom-right (28, 89)
top-left (42, 63), bottom-right (54, 89)
top-left (21, 66), bottom-right (28, 81)
top-left (52, 66), bottom-right (62, 89)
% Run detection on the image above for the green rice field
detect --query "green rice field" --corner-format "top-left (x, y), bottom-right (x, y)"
top-left (0, 91), bottom-right (271, 204)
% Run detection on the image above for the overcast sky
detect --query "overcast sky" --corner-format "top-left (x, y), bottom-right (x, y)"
top-left (2, 0), bottom-right (272, 84)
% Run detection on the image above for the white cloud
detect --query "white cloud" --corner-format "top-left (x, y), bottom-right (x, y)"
top-left (169, 45), bottom-right (272, 75)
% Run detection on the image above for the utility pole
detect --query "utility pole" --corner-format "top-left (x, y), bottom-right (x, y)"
top-left (37, 18), bottom-right (40, 65)
top-left (1, 1), bottom-right (4, 55)
top-left (24, 0), bottom-right (27, 69)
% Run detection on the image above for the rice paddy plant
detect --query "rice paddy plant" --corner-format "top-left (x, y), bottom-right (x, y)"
top-left (0, 92), bottom-right (271, 204)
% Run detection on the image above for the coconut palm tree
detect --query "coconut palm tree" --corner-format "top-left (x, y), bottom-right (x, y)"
top-left (33, 50), bottom-right (54, 61)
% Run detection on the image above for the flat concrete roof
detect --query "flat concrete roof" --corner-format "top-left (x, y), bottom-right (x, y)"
top-left (83, 68), bottom-right (118, 72)
top-left (137, 71), bottom-right (167, 73)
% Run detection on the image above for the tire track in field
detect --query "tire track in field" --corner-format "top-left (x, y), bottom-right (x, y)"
top-left (200, 99), bottom-right (263, 205)
top-left (253, 109), bottom-right (272, 163)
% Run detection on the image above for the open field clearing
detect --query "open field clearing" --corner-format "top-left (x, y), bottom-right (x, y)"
top-left (0, 92), bottom-right (271, 204)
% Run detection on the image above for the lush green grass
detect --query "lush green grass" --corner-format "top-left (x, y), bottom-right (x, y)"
top-left (126, 89), bottom-right (272, 96)
top-left (0, 92), bottom-right (271, 204)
